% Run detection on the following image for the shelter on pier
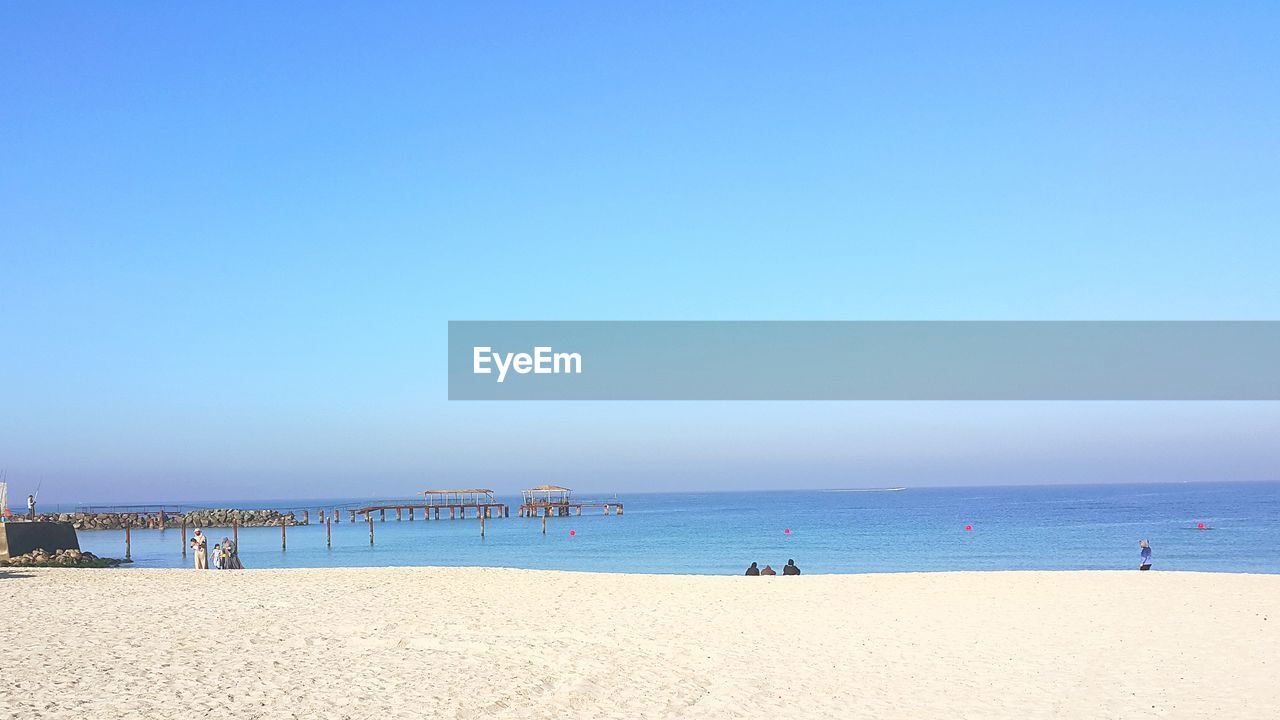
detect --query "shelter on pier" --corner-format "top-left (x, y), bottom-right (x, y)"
top-left (519, 485), bottom-right (623, 517)
top-left (352, 489), bottom-right (508, 522)
top-left (521, 485), bottom-right (572, 506)
top-left (420, 489), bottom-right (497, 506)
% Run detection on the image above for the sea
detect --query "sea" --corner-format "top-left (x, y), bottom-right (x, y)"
top-left (57, 482), bottom-right (1280, 575)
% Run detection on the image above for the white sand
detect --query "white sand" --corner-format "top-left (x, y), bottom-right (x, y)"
top-left (3, 567), bottom-right (1276, 719)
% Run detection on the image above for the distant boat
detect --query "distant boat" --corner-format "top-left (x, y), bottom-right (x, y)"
top-left (827, 487), bottom-right (907, 493)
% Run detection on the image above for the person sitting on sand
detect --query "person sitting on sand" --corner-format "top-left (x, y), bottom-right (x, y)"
top-left (745, 562), bottom-right (760, 576)
top-left (1139, 539), bottom-right (1152, 571)
top-left (783, 559), bottom-right (800, 575)
top-left (760, 564), bottom-right (776, 576)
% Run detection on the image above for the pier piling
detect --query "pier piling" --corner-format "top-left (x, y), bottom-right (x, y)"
top-left (124, 522), bottom-right (131, 561)
top-left (326, 517), bottom-right (331, 548)
top-left (368, 513), bottom-right (374, 545)
top-left (281, 517), bottom-right (287, 551)
top-left (181, 519), bottom-right (187, 557)
top-left (233, 519), bottom-right (238, 547)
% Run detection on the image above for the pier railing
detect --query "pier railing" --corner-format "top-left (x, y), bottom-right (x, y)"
top-left (75, 504), bottom-right (192, 514)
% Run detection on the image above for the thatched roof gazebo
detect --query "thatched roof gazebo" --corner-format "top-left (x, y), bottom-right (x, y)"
top-left (518, 485), bottom-right (622, 518)
top-left (419, 489), bottom-right (496, 506)
top-left (521, 485), bottom-right (571, 506)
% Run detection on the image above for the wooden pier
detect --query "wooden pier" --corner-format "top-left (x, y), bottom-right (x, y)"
top-left (67, 486), bottom-right (621, 560)
top-left (354, 489), bottom-right (510, 521)
top-left (517, 485), bottom-right (623, 517)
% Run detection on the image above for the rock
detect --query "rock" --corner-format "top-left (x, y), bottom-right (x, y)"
top-left (0, 548), bottom-right (125, 568)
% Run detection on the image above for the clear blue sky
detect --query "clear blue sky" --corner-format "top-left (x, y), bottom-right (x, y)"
top-left (2, 3), bottom-right (1278, 504)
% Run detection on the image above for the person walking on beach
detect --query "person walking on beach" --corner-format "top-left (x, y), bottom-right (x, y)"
top-left (745, 562), bottom-right (760, 576)
top-left (760, 564), bottom-right (776, 576)
top-left (1139, 540), bottom-right (1152, 571)
top-left (192, 529), bottom-right (208, 569)
top-left (211, 543), bottom-right (224, 570)
top-left (783, 559), bottom-right (801, 575)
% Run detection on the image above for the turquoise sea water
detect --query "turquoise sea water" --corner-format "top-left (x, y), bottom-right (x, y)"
top-left (64, 482), bottom-right (1280, 574)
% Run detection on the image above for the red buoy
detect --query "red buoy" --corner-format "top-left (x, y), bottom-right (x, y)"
top-left (569, 529), bottom-right (576, 536)
top-left (783, 528), bottom-right (791, 535)
top-left (1197, 522), bottom-right (1205, 530)
top-left (965, 524), bottom-right (972, 531)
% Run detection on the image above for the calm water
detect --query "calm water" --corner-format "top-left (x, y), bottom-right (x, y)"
top-left (68, 483), bottom-right (1280, 574)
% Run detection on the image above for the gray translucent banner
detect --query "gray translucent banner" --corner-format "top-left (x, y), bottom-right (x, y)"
top-left (448, 321), bottom-right (1280, 400)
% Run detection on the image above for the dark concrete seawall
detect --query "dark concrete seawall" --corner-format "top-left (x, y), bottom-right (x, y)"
top-left (0, 521), bottom-right (80, 560)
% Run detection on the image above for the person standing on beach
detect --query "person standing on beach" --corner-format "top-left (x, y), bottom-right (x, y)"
top-left (222, 538), bottom-right (243, 569)
top-left (1139, 540), bottom-right (1152, 571)
top-left (783, 559), bottom-right (801, 575)
top-left (193, 529), bottom-right (208, 569)
top-left (745, 562), bottom-right (760, 576)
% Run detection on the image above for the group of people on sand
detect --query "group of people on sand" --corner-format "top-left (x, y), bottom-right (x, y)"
top-left (744, 559), bottom-right (800, 576)
top-left (739, 542), bottom-right (1154, 575)
top-left (188, 528), bottom-right (244, 570)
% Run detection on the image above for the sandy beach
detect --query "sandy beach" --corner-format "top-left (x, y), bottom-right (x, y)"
top-left (3, 568), bottom-right (1276, 719)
